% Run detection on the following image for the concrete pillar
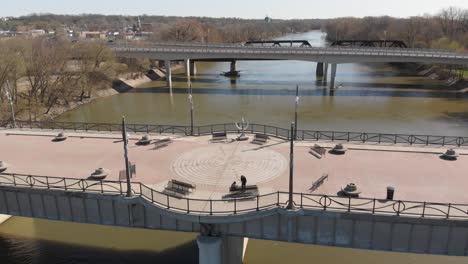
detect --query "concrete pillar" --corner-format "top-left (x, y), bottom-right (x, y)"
top-left (165, 60), bottom-right (172, 90)
top-left (221, 236), bottom-right (247, 264)
top-left (330, 63), bottom-right (337, 89)
top-left (197, 236), bottom-right (222, 264)
top-left (190, 61), bottom-right (197, 76)
top-left (184, 59), bottom-right (190, 77)
top-left (316, 62), bottom-right (324, 77)
top-left (230, 60), bottom-right (236, 73)
top-left (323, 63), bottom-right (329, 81)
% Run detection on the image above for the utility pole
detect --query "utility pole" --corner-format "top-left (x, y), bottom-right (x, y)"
top-left (294, 85), bottom-right (299, 140)
top-left (121, 116), bottom-right (132, 197)
top-left (5, 80), bottom-right (16, 128)
top-left (188, 83), bottom-right (194, 135)
top-left (286, 122), bottom-right (295, 210)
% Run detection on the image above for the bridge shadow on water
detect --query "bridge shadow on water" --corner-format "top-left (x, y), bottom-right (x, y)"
top-left (0, 234), bottom-right (198, 264)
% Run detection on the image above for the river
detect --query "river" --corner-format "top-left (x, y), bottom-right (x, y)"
top-left (2, 31), bottom-right (468, 263)
top-left (57, 31), bottom-right (468, 136)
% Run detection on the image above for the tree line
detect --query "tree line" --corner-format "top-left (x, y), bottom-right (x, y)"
top-left (324, 7), bottom-right (468, 50)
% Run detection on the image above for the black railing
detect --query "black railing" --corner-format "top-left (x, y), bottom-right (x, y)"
top-left (3, 120), bottom-right (468, 147)
top-left (0, 173), bottom-right (467, 219)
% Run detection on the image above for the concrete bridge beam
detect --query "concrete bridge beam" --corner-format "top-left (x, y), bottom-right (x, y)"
top-left (165, 60), bottom-right (172, 91)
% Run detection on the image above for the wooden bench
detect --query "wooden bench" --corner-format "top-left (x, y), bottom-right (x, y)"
top-left (153, 137), bottom-right (172, 149)
top-left (309, 173), bottom-right (328, 192)
top-left (251, 134), bottom-right (269, 145)
top-left (211, 132), bottom-right (227, 142)
top-left (223, 185), bottom-right (259, 200)
top-left (164, 179), bottom-right (195, 197)
top-left (309, 144), bottom-right (327, 159)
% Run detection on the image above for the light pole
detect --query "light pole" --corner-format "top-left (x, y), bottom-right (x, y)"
top-left (188, 83), bottom-right (194, 135)
top-left (294, 85), bottom-right (299, 140)
top-left (286, 122), bottom-right (295, 210)
top-left (121, 116), bottom-right (132, 197)
top-left (5, 80), bottom-right (16, 128)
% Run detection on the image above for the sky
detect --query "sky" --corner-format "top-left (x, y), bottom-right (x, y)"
top-left (2, 0), bottom-right (468, 19)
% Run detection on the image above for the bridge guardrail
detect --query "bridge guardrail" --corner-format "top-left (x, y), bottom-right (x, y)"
top-left (0, 173), bottom-right (467, 219)
top-left (3, 120), bottom-right (468, 147)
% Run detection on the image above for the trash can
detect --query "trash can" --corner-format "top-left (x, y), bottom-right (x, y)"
top-left (386, 186), bottom-right (395, 200)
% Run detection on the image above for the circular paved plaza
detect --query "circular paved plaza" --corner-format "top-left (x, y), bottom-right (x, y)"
top-left (171, 143), bottom-right (288, 187)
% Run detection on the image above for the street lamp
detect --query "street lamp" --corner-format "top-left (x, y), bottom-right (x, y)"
top-left (294, 85), bottom-right (299, 140)
top-left (286, 122), bottom-right (295, 210)
top-left (121, 116), bottom-right (132, 197)
top-left (188, 83), bottom-right (194, 135)
top-left (4, 80), bottom-right (16, 128)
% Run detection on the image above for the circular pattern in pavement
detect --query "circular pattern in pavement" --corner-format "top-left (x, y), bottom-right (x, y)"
top-left (171, 144), bottom-right (287, 187)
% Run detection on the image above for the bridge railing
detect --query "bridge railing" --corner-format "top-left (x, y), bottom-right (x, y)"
top-left (1, 173), bottom-right (467, 219)
top-left (4, 120), bottom-right (468, 147)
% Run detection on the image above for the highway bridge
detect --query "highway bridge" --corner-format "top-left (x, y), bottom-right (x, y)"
top-left (111, 41), bottom-right (468, 91)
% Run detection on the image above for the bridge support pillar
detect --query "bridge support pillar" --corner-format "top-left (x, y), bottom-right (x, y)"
top-left (323, 63), bottom-right (329, 82)
top-left (197, 235), bottom-right (247, 264)
top-left (190, 61), bottom-right (197, 76)
top-left (330, 63), bottom-right (337, 89)
top-left (165, 60), bottom-right (172, 91)
top-left (184, 59), bottom-right (190, 77)
top-left (316, 62), bottom-right (324, 77)
top-left (225, 60), bottom-right (239, 77)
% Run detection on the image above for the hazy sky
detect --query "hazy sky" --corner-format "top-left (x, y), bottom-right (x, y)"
top-left (2, 0), bottom-right (468, 19)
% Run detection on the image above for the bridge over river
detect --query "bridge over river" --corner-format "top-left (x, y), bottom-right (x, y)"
top-left (1, 121), bottom-right (468, 263)
top-left (111, 41), bottom-right (468, 91)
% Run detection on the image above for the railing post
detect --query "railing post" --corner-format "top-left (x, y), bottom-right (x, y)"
top-left (422, 202), bottom-right (426, 217)
top-left (348, 197), bottom-right (351, 212)
top-left (46, 177), bottom-right (50, 189)
top-left (100, 181), bottom-right (104, 193)
top-left (394, 134), bottom-right (397, 144)
top-left (347, 132), bottom-right (350, 142)
top-left (151, 190), bottom-right (154, 203)
top-left (210, 199), bottom-right (213, 215)
top-left (234, 199), bottom-right (237, 214)
top-left (300, 194), bottom-right (303, 208)
top-left (372, 199), bottom-right (376, 214)
top-left (323, 195), bottom-right (327, 211)
top-left (426, 136), bottom-right (429, 146)
top-left (277, 191), bottom-right (280, 206)
top-left (187, 198), bottom-right (190, 213)
top-left (167, 195), bottom-right (170, 209)
top-left (447, 203), bottom-right (451, 219)
top-left (256, 195), bottom-right (260, 211)
top-left (378, 134), bottom-right (381, 144)
top-left (442, 136), bottom-right (446, 146)
top-left (64, 178), bottom-right (67, 191)
top-left (119, 182), bottom-right (123, 195)
top-left (397, 201), bottom-right (401, 216)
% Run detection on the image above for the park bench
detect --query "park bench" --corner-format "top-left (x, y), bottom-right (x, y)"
top-left (309, 144), bottom-right (327, 159)
top-left (164, 179), bottom-right (195, 197)
top-left (251, 134), bottom-right (269, 145)
top-left (153, 137), bottom-right (172, 149)
top-left (309, 173), bottom-right (328, 192)
top-left (223, 185), bottom-right (259, 200)
top-left (211, 132), bottom-right (228, 142)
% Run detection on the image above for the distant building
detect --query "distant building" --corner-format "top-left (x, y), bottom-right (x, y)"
top-left (30, 29), bottom-right (46, 37)
top-left (80, 31), bottom-right (106, 39)
top-left (264, 16), bottom-right (272, 23)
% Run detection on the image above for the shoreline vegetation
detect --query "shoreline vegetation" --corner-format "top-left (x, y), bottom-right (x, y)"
top-left (1, 8), bottom-right (467, 123)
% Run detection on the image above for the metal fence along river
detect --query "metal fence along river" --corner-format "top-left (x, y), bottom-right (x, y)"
top-left (3, 120), bottom-right (468, 147)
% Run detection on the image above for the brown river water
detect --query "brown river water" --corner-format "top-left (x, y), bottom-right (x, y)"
top-left (2, 31), bottom-right (468, 263)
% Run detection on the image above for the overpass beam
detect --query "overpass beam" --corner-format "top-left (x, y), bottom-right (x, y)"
top-left (190, 61), bottom-right (197, 76)
top-left (316, 62), bottom-right (324, 77)
top-left (165, 60), bottom-right (172, 91)
top-left (330, 63), bottom-right (337, 89)
top-left (323, 63), bottom-right (329, 82)
top-left (184, 59), bottom-right (190, 77)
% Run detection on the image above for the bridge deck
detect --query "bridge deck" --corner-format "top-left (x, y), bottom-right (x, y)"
top-left (1, 129), bottom-right (467, 206)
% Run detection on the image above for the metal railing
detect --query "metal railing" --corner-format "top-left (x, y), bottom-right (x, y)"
top-left (0, 173), bottom-right (467, 219)
top-left (4, 120), bottom-right (468, 147)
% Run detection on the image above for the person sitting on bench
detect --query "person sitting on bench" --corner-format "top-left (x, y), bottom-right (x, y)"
top-left (240, 175), bottom-right (247, 191)
top-left (230, 181), bottom-right (238, 192)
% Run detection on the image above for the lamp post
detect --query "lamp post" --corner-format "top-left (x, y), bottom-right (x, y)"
top-left (294, 85), bottom-right (299, 140)
top-left (188, 83), bottom-right (194, 135)
top-left (121, 116), bottom-right (132, 197)
top-left (286, 122), bottom-right (295, 210)
top-left (5, 80), bottom-right (16, 128)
